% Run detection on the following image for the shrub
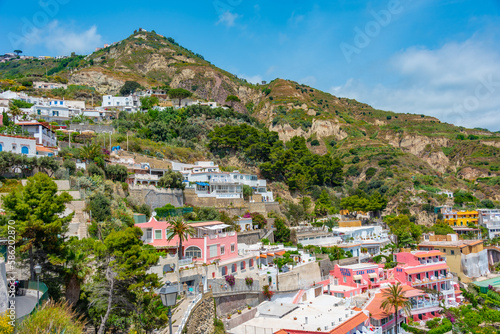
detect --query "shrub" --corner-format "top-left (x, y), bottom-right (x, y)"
top-left (0, 311), bottom-right (13, 334)
top-left (16, 300), bottom-right (86, 334)
top-left (225, 274), bottom-right (235, 287)
top-left (87, 163), bottom-right (104, 177)
top-left (245, 277), bottom-right (254, 286)
top-left (262, 285), bottom-right (274, 300)
top-left (310, 139), bottom-right (320, 146)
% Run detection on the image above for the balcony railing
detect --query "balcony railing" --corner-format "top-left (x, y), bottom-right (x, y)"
top-left (412, 300), bottom-right (440, 310)
top-left (178, 257), bottom-right (193, 266)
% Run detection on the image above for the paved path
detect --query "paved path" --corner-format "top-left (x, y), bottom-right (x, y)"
top-left (160, 297), bottom-right (192, 334)
top-left (13, 295), bottom-right (38, 319)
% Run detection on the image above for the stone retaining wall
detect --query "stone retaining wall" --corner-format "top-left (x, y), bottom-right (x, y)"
top-left (184, 292), bottom-right (215, 334)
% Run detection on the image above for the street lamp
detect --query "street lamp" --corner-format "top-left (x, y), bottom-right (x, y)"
top-left (34, 264), bottom-right (42, 307)
top-left (159, 284), bottom-right (178, 334)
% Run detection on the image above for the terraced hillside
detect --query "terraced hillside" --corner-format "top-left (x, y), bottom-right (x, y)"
top-left (1, 29), bottom-right (500, 217)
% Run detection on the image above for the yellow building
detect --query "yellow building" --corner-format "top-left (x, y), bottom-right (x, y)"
top-left (443, 210), bottom-right (479, 227)
top-left (418, 234), bottom-right (488, 282)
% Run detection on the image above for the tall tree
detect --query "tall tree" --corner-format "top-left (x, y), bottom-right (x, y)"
top-left (225, 95), bottom-right (241, 108)
top-left (381, 283), bottom-right (412, 334)
top-left (158, 169), bottom-right (185, 189)
top-left (119, 81), bottom-right (141, 96)
top-left (168, 88), bottom-right (192, 107)
top-left (166, 217), bottom-right (195, 259)
top-left (2, 172), bottom-right (73, 280)
top-left (13, 50), bottom-right (22, 56)
top-left (86, 227), bottom-right (160, 334)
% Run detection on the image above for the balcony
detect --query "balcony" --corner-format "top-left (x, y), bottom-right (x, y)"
top-left (412, 300), bottom-right (440, 310)
top-left (178, 257), bottom-right (193, 266)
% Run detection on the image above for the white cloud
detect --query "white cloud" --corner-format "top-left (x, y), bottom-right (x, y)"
top-left (217, 11), bottom-right (239, 27)
top-left (22, 20), bottom-right (102, 55)
top-left (330, 36), bottom-right (500, 131)
top-left (240, 74), bottom-right (263, 84)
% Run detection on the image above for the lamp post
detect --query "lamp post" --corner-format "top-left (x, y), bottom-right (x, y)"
top-left (159, 284), bottom-right (179, 334)
top-left (34, 264), bottom-right (42, 307)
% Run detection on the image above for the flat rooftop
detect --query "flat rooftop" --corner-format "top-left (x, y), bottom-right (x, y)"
top-left (419, 239), bottom-right (483, 248)
top-left (230, 294), bottom-right (363, 334)
top-left (338, 263), bottom-right (379, 270)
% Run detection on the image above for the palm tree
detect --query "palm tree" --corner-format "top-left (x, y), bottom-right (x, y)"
top-left (381, 283), bottom-right (412, 334)
top-left (79, 143), bottom-right (102, 162)
top-left (166, 217), bottom-right (195, 259)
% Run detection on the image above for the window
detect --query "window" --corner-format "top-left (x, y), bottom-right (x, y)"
top-left (12, 144), bottom-right (16, 151)
top-left (250, 259), bottom-right (254, 267)
top-left (240, 261), bottom-right (246, 270)
top-left (451, 250), bottom-right (455, 255)
top-left (21, 146), bottom-right (29, 155)
top-left (230, 243), bottom-right (235, 252)
top-left (232, 263), bottom-right (237, 273)
top-left (221, 266), bottom-right (227, 276)
top-left (146, 229), bottom-right (152, 240)
top-left (185, 246), bottom-right (202, 259)
top-left (209, 245), bottom-right (217, 258)
top-left (343, 277), bottom-right (346, 283)
top-left (220, 245), bottom-right (225, 255)
top-left (154, 230), bottom-right (162, 239)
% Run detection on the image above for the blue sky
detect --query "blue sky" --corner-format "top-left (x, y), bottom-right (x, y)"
top-left (1, 0), bottom-right (500, 130)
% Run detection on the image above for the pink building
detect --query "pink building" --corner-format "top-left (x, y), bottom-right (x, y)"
top-left (392, 250), bottom-right (462, 320)
top-left (135, 216), bottom-right (239, 263)
top-left (329, 263), bottom-right (388, 298)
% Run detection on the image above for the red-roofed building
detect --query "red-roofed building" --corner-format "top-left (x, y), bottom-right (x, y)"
top-left (16, 121), bottom-right (57, 147)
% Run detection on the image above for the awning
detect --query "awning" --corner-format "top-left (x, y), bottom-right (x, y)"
top-left (267, 253), bottom-right (275, 257)
top-left (260, 254), bottom-right (267, 258)
top-left (203, 224), bottom-right (230, 230)
top-left (368, 273), bottom-right (378, 279)
top-left (275, 251), bottom-right (286, 256)
top-left (196, 182), bottom-right (210, 186)
top-left (353, 275), bottom-right (362, 280)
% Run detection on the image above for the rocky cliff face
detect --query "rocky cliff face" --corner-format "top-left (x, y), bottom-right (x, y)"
top-left (270, 119), bottom-right (348, 143)
top-left (385, 134), bottom-right (451, 173)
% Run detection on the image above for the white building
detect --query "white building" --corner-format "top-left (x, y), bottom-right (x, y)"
top-left (478, 209), bottom-right (500, 239)
top-left (0, 134), bottom-right (37, 157)
top-left (15, 121), bottom-right (57, 147)
top-left (102, 95), bottom-right (140, 111)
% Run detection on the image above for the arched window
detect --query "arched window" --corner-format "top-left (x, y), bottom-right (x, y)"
top-left (0, 143), bottom-right (3, 152)
top-left (232, 263), bottom-right (237, 273)
top-left (240, 261), bottom-right (246, 270)
top-left (185, 246), bottom-right (202, 259)
top-left (221, 266), bottom-right (227, 276)
top-left (21, 146), bottom-right (29, 155)
top-left (250, 259), bottom-right (254, 267)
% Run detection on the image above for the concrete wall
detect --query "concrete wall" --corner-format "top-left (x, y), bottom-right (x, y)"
top-left (214, 293), bottom-right (262, 317)
top-left (317, 256), bottom-right (360, 277)
top-left (185, 292), bottom-right (215, 334)
top-left (259, 261), bottom-right (322, 291)
top-left (225, 308), bottom-right (258, 330)
top-left (184, 189), bottom-right (281, 216)
top-left (69, 124), bottom-right (115, 133)
top-left (129, 187), bottom-right (183, 209)
top-left (237, 230), bottom-right (268, 245)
